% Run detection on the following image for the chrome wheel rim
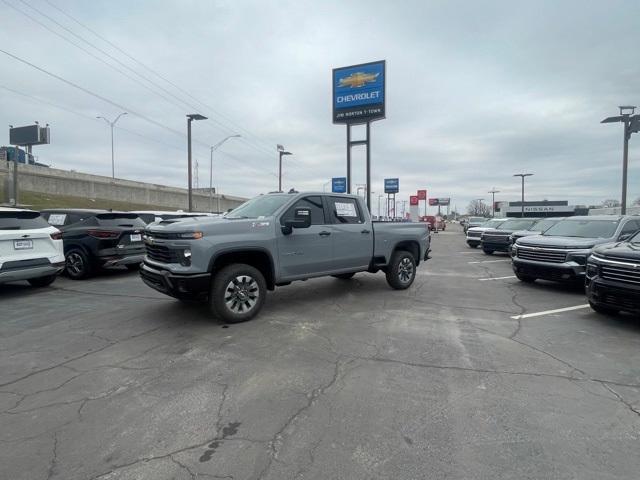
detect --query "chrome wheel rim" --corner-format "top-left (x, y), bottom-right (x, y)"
top-left (224, 275), bottom-right (259, 314)
top-left (67, 253), bottom-right (84, 276)
top-left (398, 257), bottom-right (414, 283)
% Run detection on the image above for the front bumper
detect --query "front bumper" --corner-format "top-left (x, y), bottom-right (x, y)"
top-left (481, 240), bottom-right (511, 252)
top-left (466, 237), bottom-right (481, 247)
top-left (0, 261), bottom-right (65, 284)
top-left (586, 278), bottom-right (640, 313)
top-left (512, 258), bottom-right (585, 283)
top-left (139, 262), bottom-right (211, 299)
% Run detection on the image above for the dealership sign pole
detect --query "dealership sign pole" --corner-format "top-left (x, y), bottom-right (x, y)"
top-left (8, 124), bottom-right (50, 206)
top-left (333, 61), bottom-right (386, 211)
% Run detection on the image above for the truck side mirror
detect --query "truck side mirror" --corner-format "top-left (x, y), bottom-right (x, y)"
top-left (281, 208), bottom-right (312, 235)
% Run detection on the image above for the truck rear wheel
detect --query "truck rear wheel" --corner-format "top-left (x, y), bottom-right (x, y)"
top-left (385, 250), bottom-right (416, 290)
top-left (210, 263), bottom-right (266, 323)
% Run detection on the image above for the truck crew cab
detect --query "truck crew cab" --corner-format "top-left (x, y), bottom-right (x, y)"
top-left (140, 192), bottom-right (431, 323)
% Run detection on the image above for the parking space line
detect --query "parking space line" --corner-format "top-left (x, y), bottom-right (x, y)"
top-left (468, 259), bottom-right (511, 264)
top-left (511, 304), bottom-right (590, 320)
top-left (478, 275), bottom-right (517, 281)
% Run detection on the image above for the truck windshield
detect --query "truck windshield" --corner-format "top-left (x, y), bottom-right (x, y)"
top-left (529, 218), bottom-right (558, 232)
top-left (543, 219), bottom-right (619, 238)
top-left (469, 217), bottom-right (485, 223)
top-left (226, 195), bottom-right (291, 219)
top-left (497, 219), bottom-right (537, 230)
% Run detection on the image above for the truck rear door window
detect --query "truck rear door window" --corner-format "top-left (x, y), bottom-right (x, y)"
top-left (328, 197), bottom-right (362, 224)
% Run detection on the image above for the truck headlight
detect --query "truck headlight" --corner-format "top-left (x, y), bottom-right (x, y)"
top-left (586, 262), bottom-right (598, 277)
top-left (179, 249), bottom-right (192, 266)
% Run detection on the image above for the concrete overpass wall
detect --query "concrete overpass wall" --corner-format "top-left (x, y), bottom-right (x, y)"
top-left (0, 161), bottom-right (247, 212)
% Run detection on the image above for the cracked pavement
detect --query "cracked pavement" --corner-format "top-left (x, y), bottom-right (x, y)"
top-left (1, 224), bottom-right (639, 479)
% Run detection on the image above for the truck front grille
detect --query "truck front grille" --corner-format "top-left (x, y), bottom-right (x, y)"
top-left (516, 246), bottom-right (567, 263)
top-left (145, 244), bottom-right (179, 264)
top-left (600, 259), bottom-right (640, 285)
top-left (467, 231), bottom-right (482, 238)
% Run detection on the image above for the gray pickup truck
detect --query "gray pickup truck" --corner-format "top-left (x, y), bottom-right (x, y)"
top-left (140, 192), bottom-right (431, 322)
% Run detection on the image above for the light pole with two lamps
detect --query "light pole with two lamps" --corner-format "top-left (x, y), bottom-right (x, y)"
top-left (601, 106), bottom-right (639, 214)
top-left (513, 173), bottom-right (533, 218)
top-left (277, 145), bottom-right (292, 192)
top-left (187, 114), bottom-right (208, 212)
top-left (97, 112), bottom-right (127, 179)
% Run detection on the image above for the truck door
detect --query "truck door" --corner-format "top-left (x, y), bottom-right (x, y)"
top-left (326, 196), bottom-right (372, 271)
top-left (277, 195), bottom-right (334, 278)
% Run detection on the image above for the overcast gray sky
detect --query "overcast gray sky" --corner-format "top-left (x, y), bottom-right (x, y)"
top-left (1, 0), bottom-right (639, 214)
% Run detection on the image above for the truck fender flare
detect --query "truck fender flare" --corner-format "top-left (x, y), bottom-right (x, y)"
top-left (208, 247), bottom-right (276, 290)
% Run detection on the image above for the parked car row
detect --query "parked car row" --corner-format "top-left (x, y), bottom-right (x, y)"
top-left (0, 207), bottom-right (217, 286)
top-left (466, 215), bottom-right (640, 317)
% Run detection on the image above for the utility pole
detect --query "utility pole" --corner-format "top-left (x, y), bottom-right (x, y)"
top-left (277, 144), bottom-right (292, 192)
top-left (488, 188), bottom-right (500, 217)
top-left (513, 174), bottom-right (533, 218)
top-left (602, 106), bottom-right (638, 215)
top-left (97, 112), bottom-right (127, 178)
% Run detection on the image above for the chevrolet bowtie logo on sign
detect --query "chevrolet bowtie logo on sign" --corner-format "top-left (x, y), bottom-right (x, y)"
top-left (333, 60), bottom-right (386, 124)
top-left (338, 72), bottom-right (380, 88)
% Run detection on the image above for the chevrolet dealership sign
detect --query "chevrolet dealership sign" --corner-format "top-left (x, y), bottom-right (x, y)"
top-left (333, 61), bottom-right (386, 124)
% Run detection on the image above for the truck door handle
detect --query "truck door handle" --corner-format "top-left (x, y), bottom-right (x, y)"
top-left (319, 231), bottom-right (331, 237)
top-left (361, 229), bottom-right (370, 234)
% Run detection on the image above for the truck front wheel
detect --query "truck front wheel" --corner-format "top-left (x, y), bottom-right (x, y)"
top-left (385, 250), bottom-right (416, 290)
top-left (210, 264), bottom-right (266, 323)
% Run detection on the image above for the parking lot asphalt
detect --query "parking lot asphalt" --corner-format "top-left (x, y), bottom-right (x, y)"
top-left (1, 224), bottom-right (639, 480)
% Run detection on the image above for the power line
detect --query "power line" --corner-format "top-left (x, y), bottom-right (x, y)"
top-left (41, 0), bottom-right (280, 157)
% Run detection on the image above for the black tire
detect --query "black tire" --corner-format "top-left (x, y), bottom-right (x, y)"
top-left (210, 264), bottom-right (266, 323)
top-left (65, 249), bottom-right (92, 280)
top-left (385, 250), bottom-right (416, 290)
top-left (332, 273), bottom-right (355, 280)
top-left (28, 274), bottom-right (57, 287)
top-left (516, 272), bottom-right (536, 283)
top-left (589, 301), bottom-right (619, 315)
top-left (125, 263), bottom-right (140, 272)
top-left (483, 249), bottom-right (494, 255)
top-left (468, 244), bottom-right (478, 249)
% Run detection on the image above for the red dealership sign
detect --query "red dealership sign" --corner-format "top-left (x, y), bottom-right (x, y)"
top-left (417, 189), bottom-right (427, 200)
top-left (409, 195), bottom-right (419, 206)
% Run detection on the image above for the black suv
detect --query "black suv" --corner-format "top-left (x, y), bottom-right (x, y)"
top-left (41, 209), bottom-right (146, 279)
top-left (586, 231), bottom-right (640, 315)
top-left (509, 217), bottom-right (564, 245)
top-left (512, 215), bottom-right (640, 284)
top-left (480, 218), bottom-right (540, 254)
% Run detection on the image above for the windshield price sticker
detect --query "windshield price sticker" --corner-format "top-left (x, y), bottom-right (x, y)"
top-left (335, 202), bottom-right (357, 217)
top-left (48, 214), bottom-right (66, 226)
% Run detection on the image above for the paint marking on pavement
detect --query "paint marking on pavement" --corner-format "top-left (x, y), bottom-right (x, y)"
top-left (478, 275), bottom-right (517, 281)
top-left (468, 259), bottom-right (511, 264)
top-left (510, 304), bottom-right (590, 320)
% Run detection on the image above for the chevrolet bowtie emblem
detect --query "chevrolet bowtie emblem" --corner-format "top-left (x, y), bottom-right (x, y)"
top-left (338, 72), bottom-right (379, 88)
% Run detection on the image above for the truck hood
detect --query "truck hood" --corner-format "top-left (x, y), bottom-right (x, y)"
top-left (511, 230), bottom-right (541, 238)
top-left (593, 241), bottom-right (640, 261)
top-left (146, 215), bottom-right (274, 234)
top-left (517, 235), bottom-right (605, 249)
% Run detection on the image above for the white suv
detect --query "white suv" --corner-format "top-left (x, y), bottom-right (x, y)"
top-left (0, 207), bottom-right (65, 287)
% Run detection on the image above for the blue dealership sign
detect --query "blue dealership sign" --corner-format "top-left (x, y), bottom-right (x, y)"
top-left (332, 177), bottom-right (347, 193)
top-left (333, 60), bottom-right (386, 124)
top-left (384, 178), bottom-right (399, 194)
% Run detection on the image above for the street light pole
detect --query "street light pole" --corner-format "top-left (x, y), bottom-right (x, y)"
top-left (513, 174), bottom-right (533, 218)
top-left (602, 106), bottom-right (638, 215)
top-left (97, 112), bottom-right (127, 178)
top-left (277, 145), bottom-right (292, 192)
top-left (187, 114), bottom-right (208, 212)
top-left (209, 134), bottom-right (241, 213)
top-left (488, 188), bottom-right (500, 217)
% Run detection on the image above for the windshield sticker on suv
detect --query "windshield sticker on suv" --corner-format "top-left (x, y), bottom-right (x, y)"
top-left (335, 202), bottom-right (357, 217)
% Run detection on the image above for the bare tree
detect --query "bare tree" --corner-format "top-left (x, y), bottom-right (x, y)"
top-left (467, 200), bottom-right (491, 217)
top-left (602, 199), bottom-right (621, 208)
